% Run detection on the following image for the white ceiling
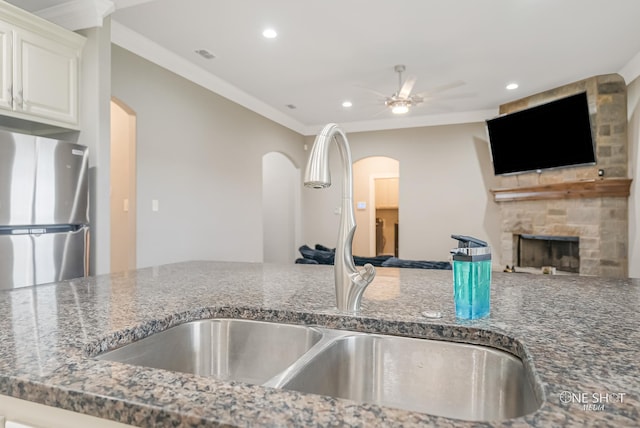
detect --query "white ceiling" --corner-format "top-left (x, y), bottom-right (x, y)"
top-left (10, 0), bottom-right (640, 135)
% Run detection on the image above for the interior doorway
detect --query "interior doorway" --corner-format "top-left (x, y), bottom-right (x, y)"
top-left (374, 177), bottom-right (399, 256)
top-left (262, 152), bottom-right (301, 264)
top-left (353, 157), bottom-right (400, 257)
top-left (110, 98), bottom-right (137, 273)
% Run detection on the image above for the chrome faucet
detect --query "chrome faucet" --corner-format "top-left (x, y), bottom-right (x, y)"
top-left (304, 123), bottom-right (376, 313)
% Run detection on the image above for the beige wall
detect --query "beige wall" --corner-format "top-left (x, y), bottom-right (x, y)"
top-left (111, 45), bottom-right (305, 268)
top-left (303, 123), bottom-right (501, 263)
top-left (263, 152), bottom-right (301, 263)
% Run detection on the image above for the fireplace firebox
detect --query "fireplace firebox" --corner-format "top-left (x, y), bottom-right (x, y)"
top-left (516, 234), bottom-right (579, 273)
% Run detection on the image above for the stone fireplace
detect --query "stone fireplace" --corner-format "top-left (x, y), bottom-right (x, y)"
top-left (491, 74), bottom-right (631, 278)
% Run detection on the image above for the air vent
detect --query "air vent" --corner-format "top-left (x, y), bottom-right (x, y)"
top-left (195, 49), bottom-right (215, 60)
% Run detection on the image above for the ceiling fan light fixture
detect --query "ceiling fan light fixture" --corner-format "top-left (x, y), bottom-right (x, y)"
top-left (391, 101), bottom-right (409, 114)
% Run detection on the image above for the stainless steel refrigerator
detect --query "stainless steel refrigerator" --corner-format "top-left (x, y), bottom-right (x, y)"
top-left (0, 130), bottom-right (89, 290)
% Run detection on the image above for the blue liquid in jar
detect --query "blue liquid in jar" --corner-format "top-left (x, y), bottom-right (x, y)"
top-left (453, 259), bottom-right (491, 319)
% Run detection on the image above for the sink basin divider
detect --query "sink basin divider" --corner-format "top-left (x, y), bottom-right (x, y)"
top-left (262, 328), bottom-right (353, 389)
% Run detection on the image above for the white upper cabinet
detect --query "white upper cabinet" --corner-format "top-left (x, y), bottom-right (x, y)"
top-left (0, 21), bottom-right (13, 111)
top-left (0, 2), bottom-right (85, 130)
top-left (15, 28), bottom-right (80, 125)
top-left (375, 177), bottom-right (399, 208)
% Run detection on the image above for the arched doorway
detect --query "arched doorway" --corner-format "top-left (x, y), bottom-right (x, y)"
top-left (110, 98), bottom-right (137, 273)
top-left (262, 152), bottom-right (301, 264)
top-left (353, 157), bottom-right (400, 257)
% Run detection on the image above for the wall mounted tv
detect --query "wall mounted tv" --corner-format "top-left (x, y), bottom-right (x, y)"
top-left (486, 92), bottom-right (596, 175)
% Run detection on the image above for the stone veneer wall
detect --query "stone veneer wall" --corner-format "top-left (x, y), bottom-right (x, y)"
top-left (495, 74), bottom-right (628, 278)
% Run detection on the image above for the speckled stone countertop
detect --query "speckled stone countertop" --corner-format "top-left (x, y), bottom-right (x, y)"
top-left (0, 261), bottom-right (638, 427)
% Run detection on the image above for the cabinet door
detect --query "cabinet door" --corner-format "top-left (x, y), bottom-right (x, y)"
top-left (0, 22), bottom-right (13, 112)
top-left (13, 29), bottom-right (79, 125)
top-left (0, 394), bottom-right (136, 427)
top-left (375, 177), bottom-right (399, 208)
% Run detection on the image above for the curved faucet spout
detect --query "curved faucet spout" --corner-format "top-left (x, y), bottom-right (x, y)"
top-left (304, 123), bottom-right (376, 313)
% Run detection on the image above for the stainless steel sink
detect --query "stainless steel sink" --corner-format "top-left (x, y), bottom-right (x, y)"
top-left (96, 319), bottom-right (541, 421)
top-left (96, 318), bottom-right (323, 384)
top-left (277, 334), bottom-right (539, 421)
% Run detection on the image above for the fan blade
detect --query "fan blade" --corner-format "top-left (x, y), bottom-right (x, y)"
top-left (372, 106), bottom-right (392, 117)
top-left (425, 91), bottom-right (477, 101)
top-left (354, 85), bottom-right (389, 99)
top-left (398, 75), bottom-right (417, 99)
top-left (415, 80), bottom-right (465, 98)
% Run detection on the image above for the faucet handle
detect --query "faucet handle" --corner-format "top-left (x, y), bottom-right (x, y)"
top-left (358, 263), bottom-right (376, 286)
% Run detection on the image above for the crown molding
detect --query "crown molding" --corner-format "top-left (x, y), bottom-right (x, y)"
top-left (0, 1), bottom-right (85, 45)
top-left (304, 109), bottom-right (497, 136)
top-left (33, 0), bottom-right (115, 31)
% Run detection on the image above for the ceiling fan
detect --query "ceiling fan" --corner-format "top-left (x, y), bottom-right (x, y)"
top-left (382, 64), bottom-right (466, 115)
top-left (385, 65), bottom-right (421, 114)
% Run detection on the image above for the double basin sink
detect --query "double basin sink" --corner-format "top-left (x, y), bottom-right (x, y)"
top-left (96, 318), bottom-right (541, 422)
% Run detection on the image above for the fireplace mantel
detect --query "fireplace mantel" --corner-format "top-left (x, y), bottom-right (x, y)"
top-left (491, 178), bottom-right (632, 202)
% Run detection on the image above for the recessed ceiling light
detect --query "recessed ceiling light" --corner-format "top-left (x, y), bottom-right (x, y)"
top-left (506, 83), bottom-right (519, 90)
top-left (262, 28), bottom-right (277, 39)
top-left (342, 101), bottom-right (353, 108)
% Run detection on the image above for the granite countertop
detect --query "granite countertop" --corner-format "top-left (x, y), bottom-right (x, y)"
top-left (0, 261), bottom-right (638, 427)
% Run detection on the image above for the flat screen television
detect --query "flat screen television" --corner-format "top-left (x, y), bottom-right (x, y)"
top-left (486, 92), bottom-right (596, 175)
